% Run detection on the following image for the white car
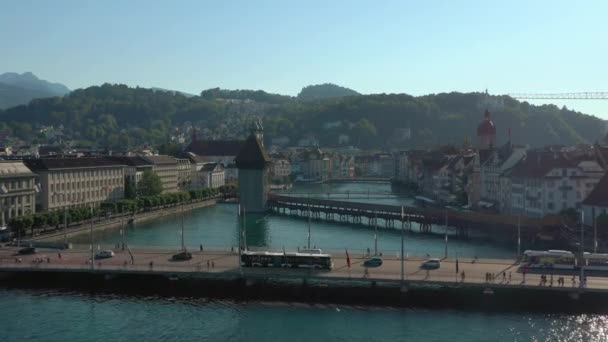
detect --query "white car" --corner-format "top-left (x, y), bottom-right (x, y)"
top-left (95, 250), bottom-right (115, 259)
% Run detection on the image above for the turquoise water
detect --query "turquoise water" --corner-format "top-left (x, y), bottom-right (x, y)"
top-left (3, 182), bottom-right (585, 341)
top-left (1, 288), bottom-right (606, 342)
top-left (70, 203), bottom-right (516, 259)
top-left (67, 181), bottom-right (518, 258)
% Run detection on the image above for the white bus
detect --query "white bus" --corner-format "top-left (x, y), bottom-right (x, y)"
top-left (583, 253), bottom-right (608, 271)
top-left (240, 251), bottom-right (333, 270)
top-left (522, 250), bottom-right (576, 269)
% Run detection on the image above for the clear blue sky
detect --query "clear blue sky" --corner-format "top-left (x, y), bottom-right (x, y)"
top-left (2, 0), bottom-right (608, 118)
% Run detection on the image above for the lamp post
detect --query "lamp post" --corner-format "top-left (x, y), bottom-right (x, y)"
top-left (580, 210), bottom-right (585, 286)
top-left (90, 205), bottom-right (94, 271)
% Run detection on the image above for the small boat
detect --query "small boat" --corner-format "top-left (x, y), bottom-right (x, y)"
top-left (483, 288), bottom-right (494, 295)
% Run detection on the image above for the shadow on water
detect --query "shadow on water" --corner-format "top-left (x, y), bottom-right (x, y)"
top-left (240, 212), bottom-right (271, 248)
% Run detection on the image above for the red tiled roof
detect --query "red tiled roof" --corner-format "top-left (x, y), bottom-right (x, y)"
top-left (510, 151), bottom-right (577, 178)
top-left (187, 140), bottom-right (244, 157)
top-left (583, 172), bottom-right (608, 207)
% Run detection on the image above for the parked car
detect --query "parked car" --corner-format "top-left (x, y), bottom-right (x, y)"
top-left (420, 258), bottom-right (441, 270)
top-left (95, 250), bottom-right (115, 259)
top-left (363, 256), bottom-right (383, 268)
top-left (172, 251), bottom-right (192, 261)
top-left (18, 247), bottom-right (36, 255)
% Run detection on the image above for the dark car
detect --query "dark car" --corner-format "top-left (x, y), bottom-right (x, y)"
top-left (18, 247), bottom-right (36, 255)
top-left (172, 251), bottom-right (192, 261)
top-left (420, 258), bottom-right (441, 270)
top-left (363, 256), bottom-right (383, 268)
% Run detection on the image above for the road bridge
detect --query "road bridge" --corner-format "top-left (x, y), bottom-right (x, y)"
top-left (1, 245), bottom-right (608, 308)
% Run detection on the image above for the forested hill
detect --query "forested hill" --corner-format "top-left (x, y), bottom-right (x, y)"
top-left (0, 83), bottom-right (605, 149)
top-left (297, 83), bottom-right (360, 102)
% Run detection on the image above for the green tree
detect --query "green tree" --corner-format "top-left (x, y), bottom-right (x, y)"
top-left (124, 177), bottom-right (136, 199)
top-left (137, 170), bottom-right (163, 197)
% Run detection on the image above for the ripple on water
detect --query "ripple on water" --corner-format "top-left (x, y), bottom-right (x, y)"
top-left (1, 288), bottom-right (608, 341)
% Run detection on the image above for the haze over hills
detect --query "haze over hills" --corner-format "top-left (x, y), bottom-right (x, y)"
top-left (0, 72), bottom-right (70, 109)
top-left (0, 82), bottom-right (606, 150)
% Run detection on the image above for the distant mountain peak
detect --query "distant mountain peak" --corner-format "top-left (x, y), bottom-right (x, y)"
top-left (0, 71), bottom-right (70, 109)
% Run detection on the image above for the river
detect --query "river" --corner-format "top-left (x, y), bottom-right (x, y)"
top-left (2, 182), bottom-right (604, 341)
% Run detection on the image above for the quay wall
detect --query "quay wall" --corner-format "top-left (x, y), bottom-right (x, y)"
top-left (1, 269), bottom-right (607, 313)
top-left (31, 198), bottom-right (218, 243)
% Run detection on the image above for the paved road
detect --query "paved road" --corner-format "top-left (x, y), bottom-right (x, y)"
top-left (1, 246), bottom-right (607, 291)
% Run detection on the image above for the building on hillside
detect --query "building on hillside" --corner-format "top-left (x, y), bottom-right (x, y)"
top-left (236, 132), bottom-right (271, 213)
top-left (0, 161), bottom-right (37, 227)
top-left (477, 110), bottom-right (497, 150)
top-left (143, 155), bottom-right (179, 193)
top-left (105, 156), bottom-right (154, 193)
top-left (200, 163), bottom-right (225, 189)
top-left (509, 151), bottom-right (592, 218)
top-left (24, 158), bottom-right (125, 211)
top-left (582, 172), bottom-right (608, 226)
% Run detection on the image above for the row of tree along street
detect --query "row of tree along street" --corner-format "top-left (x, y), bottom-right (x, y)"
top-left (8, 184), bottom-right (237, 239)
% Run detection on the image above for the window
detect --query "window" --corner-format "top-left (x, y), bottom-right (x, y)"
top-left (548, 192), bottom-right (553, 200)
top-left (548, 202), bottom-right (554, 210)
top-left (562, 169), bottom-right (567, 177)
top-left (577, 192), bottom-right (581, 199)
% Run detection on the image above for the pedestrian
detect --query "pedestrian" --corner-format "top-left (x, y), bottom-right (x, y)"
top-left (550, 274), bottom-right (554, 286)
top-left (461, 270), bottom-right (465, 282)
top-left (572, 275), bottom-right (576, 286)
top-left (211, 261), bottom-right (215, 268)
top-left (149, 261), bottom-right (153, 269)
top-left (207, 260), bottom-right (210, 268)
top-left (231, 246), bottom-right (234, 253)
top-left (502, 272), bottom-right (506, 282)
top-left (200, 244), bottom-right (203, 252)
top-left (58, 252), bottom-right (61, 260)
top-left (508, 272), bottom-right (512, 283)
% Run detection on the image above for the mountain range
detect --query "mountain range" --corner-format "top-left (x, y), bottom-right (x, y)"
top-left (0, 72), bottom-right (70, 109)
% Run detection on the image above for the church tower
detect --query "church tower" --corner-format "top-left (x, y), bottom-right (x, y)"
top-left (477, 110), bottom-right (497, 150)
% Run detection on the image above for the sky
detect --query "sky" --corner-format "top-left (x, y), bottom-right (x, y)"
top-left (1, 0), bottom-right (608, 118)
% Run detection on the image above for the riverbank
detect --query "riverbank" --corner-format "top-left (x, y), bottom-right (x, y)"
top-left (28, 198), bottom-right (218, 244)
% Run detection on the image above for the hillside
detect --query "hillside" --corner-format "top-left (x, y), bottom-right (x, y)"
top-left (297, 83), bottom-right (360, 102)
top-left (0, 84), bottom-right (605, 149)
top-left (0, 72), bottom-right (70, 109)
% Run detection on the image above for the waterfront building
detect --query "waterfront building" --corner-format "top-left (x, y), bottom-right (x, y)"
top-left (200, 163), bottom-right (225, 189)
top-left (478, 142), bottom-right (526, 211)
top-left (0, 161), bottom-right (37, 227)
top-left (105, 156), bottom-right (154, 193)
top-left (271, 158), bottom-right (291, 178)
top-left (301, 148), bottom-right (331, 181)
top-left (24, 158), bottom-right (125, 211)
top-left (509, 151), bottom-right (591, 218)
top-left (236, 132), bottom-right (270, 213)
top-left (582, 171), bottom-right (608, 226)
top-left (142, 155), bottom-right (179, 193)
top-left (176, 158), bottom-right (192, 190)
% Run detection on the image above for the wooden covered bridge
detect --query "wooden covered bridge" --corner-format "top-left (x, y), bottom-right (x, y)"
top-left (267, 194), bottom-right (545, 238)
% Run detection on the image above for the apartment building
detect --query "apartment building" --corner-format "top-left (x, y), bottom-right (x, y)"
top-left (24, 158), bottom-right (125, 211)
top-left (143, 155), bottom-right (179, 193)
top-left (0, 161), bottom-right (37, 227)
